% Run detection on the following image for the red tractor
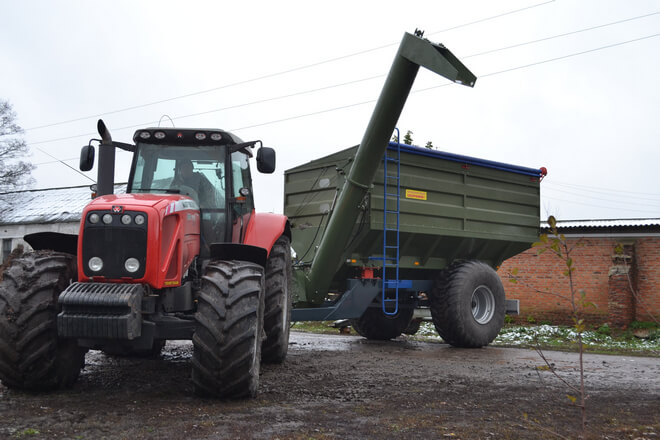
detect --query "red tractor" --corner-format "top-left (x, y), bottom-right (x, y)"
top-left (0, 121), bottom-right (291, 398)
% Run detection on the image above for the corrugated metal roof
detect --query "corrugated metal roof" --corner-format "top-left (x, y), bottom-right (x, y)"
top-left (0, 184), bottom-right (127, 225)
top-left (541, 219), bottom-right (660, 229)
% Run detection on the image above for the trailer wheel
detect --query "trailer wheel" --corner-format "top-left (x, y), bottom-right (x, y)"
top-left (0, 251), bottom-right (87, 391)
top-left (403, 318), bottom-right (422, 335)
top-left (350, 305), bottom-right (414, 340)
top-left (429, 260), bottom-right (505, 348)
top-left (262, 236), bottom-right (292, 364)
top-left (192, 260), bottom-right (265, 398)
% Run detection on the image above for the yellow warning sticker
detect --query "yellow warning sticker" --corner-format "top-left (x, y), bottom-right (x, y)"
top-left (405, 189), bottom-right (427, 200)
top-left (164, 280), bottom-right (180, 287)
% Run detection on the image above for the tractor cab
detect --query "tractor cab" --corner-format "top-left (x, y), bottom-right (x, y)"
top-left (125, 128), bottom-right (274, 255)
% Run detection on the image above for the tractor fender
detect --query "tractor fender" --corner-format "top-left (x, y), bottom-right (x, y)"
top-left (242, 213), bottom-right (290, 258)
top-left (23, 232), bottom-right (78, 255)
top-left (209, 243), bottom-right (268, 268)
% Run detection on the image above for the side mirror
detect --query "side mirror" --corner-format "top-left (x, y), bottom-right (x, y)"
top-left (80, 145), bottom-right (95, 171)
top-left (256, 147), bottom-right (276, 174)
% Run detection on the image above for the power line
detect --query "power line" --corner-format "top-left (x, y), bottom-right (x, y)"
top-left (33, 147), bottom-right (94, 183)
top-left (543, 186), bottom-right (660, 207)
top-left (34, 157), bottom-right (78, 166)
top-left (22, 0), bottom-right (555, 133)
top-left (228, 33), bottom-right (660, 132)
top-left (479, 33), bottom-right (660, 79)
top-left (547, 180), bottom-right (660, 197)
top-left (462, 11), bottom-right (660, 59)
top-left (542, 195), bottom-right (660, 214)
top-left (28, 15), bottom-right (660, 148)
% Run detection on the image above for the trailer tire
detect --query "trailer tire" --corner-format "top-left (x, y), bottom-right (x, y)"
top-left (0, 251), bottom-right (86, 391)
top-left (403, 318), bottom-right (422, 335)
top-left (350, 305), bottom-right (414, 340)
top-left (429, 260), bottom-right (505, 348)
top-left (262, 236), bottom-right (292, 364)
top-left (192, 260), bottom-right (265, 398)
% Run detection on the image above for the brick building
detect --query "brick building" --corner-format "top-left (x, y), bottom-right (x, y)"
top-left (498, 219), bottom-right (660, 327)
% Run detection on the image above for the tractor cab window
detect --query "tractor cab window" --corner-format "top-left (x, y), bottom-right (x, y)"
top-left (130, 144), bottom-right (226, 211)
top-left (231, 151), bottom-right (254, 212)
top-left (229, 151), bottom-right (255, 243)
top-left (129, 144), bottom-right (229, 250)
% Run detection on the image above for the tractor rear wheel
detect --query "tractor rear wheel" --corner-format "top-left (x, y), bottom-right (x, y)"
top-left (350, 305), bottom-right (414, 340)
top-left (262, 236), bottom-right (292, 363)
top-left (429, 260), bottom-right (505, 348)
top-left (192, 260), bottom-right (265, 398)
top-left (0, 250), bottom-right (87, 391)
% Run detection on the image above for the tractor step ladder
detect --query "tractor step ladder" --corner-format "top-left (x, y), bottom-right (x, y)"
top-left (381, 138), bottom-right (402, 315)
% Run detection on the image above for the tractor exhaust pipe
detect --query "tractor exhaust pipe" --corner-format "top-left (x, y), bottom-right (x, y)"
top-left (304, 31), bottom-right (476, 304)
top-left (96, 119), bottom-right (115, 196)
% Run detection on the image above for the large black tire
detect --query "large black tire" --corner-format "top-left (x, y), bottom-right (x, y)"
top-left (429, 260), bottom-right (505, 348)
top-left (350, 305), bottom-right (414, 341)
top-left (262, 236), bottom-right (292, 363)
top-left (0, 251), bottom-right (87, 390)
top-left (403, 318), bottom-right (422, 335)
top-left (192, 260), bottom-right (265, 398)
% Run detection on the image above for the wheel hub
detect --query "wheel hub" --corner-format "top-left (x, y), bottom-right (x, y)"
top-left (471, 285), bottom-right (495, 324)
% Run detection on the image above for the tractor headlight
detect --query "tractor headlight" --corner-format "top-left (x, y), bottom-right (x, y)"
top-left (102, 213), bottom-right (113, 224)
top-left (89, 213), bottom-right (100, 224)
top-left (125, 258), bottom-right (140, 273)
top-left (134, 214), bottom-right (145, 225)
top-left (88, 257), bottom-right (103, 272)
top-left (121, 214), bottom-right (132, 225)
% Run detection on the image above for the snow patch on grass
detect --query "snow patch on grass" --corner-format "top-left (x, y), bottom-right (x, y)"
top-left (414, 322), bottom-right (660, 353)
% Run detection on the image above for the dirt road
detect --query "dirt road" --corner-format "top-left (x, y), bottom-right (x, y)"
top-left (1, 331), bottom-right (658, 439)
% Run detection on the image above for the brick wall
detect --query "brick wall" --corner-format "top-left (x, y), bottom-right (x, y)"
top-left (498, 235), bottom-right (660, 327)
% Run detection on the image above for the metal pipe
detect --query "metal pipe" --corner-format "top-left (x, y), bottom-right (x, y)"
top-left (96, 119), bottom-right (115, 196)
top-left (304, 32), bottom-right (476, 304)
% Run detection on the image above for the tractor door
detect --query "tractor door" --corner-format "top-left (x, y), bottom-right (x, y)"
top-left (229, 150), bottom-right (255, 244)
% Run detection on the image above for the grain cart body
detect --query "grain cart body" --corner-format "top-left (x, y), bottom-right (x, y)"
top-left (286, 143), bottom-right (543, 298)
top-left (287, 32), bottom-right (544, 346)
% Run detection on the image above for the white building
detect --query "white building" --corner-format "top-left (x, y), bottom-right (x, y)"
top-left (0, 184), bottom-right (126, 262)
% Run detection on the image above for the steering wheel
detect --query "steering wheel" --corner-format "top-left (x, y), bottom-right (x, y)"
top-left (176, 185), bottom-right (200, 206)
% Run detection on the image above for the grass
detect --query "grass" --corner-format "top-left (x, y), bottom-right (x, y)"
top-left (291, 321), bottom-right (660, 357)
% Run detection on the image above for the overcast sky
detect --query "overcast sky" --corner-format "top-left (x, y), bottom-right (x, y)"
top-left (2, 0), bottom-right (659, 220)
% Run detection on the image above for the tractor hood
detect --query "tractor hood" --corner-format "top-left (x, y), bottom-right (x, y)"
top-left (87, 193), bottom-right (200, 212)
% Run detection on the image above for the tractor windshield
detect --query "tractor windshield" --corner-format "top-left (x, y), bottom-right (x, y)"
top-left (129, 143), bottom-right (228, 249)
top-left (129, 143), bottom-right (226, 210)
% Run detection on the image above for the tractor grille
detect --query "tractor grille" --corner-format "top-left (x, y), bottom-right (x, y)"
top-left (82, 211), bottom-right (147, 279)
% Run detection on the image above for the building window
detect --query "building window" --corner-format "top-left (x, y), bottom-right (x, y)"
top-left (2, 239), bottom-right (11, 263)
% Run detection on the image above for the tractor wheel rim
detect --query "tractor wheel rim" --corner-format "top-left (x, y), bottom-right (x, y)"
top-left (471, 285), bottom-right (495, 324)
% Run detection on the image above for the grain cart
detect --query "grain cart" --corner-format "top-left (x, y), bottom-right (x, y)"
top-left (285, 31), bottom-right (544, 346)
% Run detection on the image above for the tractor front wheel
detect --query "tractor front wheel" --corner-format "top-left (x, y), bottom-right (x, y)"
top-left (0, 251), bottom-right (87, 391)
top-left (192, 260), bottom-right (265, 398)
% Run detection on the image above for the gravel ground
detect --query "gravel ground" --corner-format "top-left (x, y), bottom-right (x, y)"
top-left (1, 331), bottom-right (659, 439)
